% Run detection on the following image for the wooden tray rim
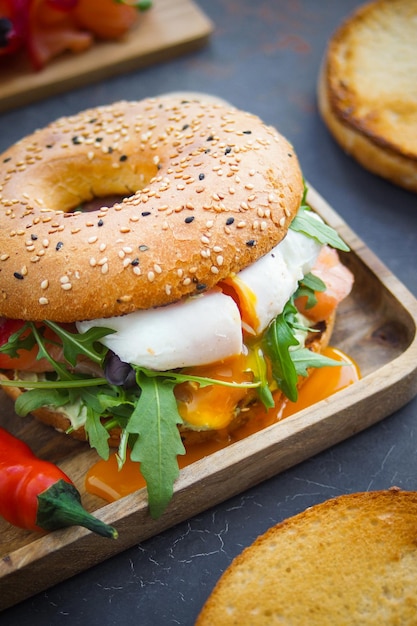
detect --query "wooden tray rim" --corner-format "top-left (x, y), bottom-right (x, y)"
top-left (2, 185), bottom-right (417, 610)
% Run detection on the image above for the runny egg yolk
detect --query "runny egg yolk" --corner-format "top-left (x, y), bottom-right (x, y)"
top-left (174, 353), bottom-right (254, 430)
top-left (219, 276), bottom-right (259, 334)
top-left (85, 346), bottom-right (360, 502)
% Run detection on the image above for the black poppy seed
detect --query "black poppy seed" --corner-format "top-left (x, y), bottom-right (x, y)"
top-left (246, 239), bottom-right (256, 247)
top-left (181, 100), bottom-right (190, 104)
top-left (89, 118), bottom-right (97, 123)
top-left (13, 272), bottom-right (24, 280)
top-left (196, 283), bottom-right (207, 291)
top-left (226, 217), bottom-right (235, 225)
top-left (95, 137), bottom-right (103, 143)
top-left (206, 135), bottom-right (214, 141)
top-left (3, 157), bottom-right (11, 163)
top-left (139, 244), bottom-right (149, 252)
top-left (56, 241), bottom-right (64, 251)
top-left (199, 173), bottom-right (205, 180)
top-left (204, 149), bottom-right (211, 154)
top-left (46, 144), bottom-right (53, 149)
top-left (119, 155), bottom-right (128, 162)
top-left (182, 124), bottom-right (189, 130)
top-left (288, 152), bottom-right (293, 158)
top-left (98, 219), bottom-right (104, 226)
top-left (108, 146), bottom-right (114, 154)
top-left (142, 211), bottom-right (151, 217)
top-left (224, 146), bottom-right (232, 155)
top-left (243, 130), bottom-right (252, 134)
top-left (131, 258), bottom-right (140, 266)
top-left (31, 234), bottom-right (38, 241)
top-left (72, 136), bottom-right (82, 145)
top-left (184, 216), bottom-right (194, 224)
top-left (157, 162), bottom-right (162, 170)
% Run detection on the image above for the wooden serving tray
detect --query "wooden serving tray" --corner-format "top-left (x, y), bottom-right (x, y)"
top-left (0, 0), bottom-right (213, 113)
top-left (1, 186), bottom-right (417, 610)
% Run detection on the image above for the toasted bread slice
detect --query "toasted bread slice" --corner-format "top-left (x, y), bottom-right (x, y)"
top-left (318, 0), bottom-right (417, 192)
top-left (196, 488), bottom-right (417, 625)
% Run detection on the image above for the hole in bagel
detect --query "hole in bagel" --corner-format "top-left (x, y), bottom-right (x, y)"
top-left (70, 194), bottom-right (129, 213)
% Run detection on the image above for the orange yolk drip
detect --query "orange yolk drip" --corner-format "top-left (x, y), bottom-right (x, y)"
top-left (174, 353), bottom-right (253, 430)
top-left (85, 346), bottom-right (360, 502)
top-left (219, 276), bottom-right (259, 334)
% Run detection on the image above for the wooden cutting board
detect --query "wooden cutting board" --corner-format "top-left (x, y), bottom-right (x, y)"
top-left (1, 185), bottom-right (417, 610)
top-left (0, 0), bottom-right (213, 113)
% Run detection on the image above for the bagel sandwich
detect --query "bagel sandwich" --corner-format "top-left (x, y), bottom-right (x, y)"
top-left (0, 95), bottom-right (354, 517)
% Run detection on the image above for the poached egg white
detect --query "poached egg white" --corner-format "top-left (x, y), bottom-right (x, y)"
top-left (76, 228), bottom-right (322, 370)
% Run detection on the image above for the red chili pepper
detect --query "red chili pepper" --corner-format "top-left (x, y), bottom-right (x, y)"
top-left (0, 427), bottom-right (117, 538)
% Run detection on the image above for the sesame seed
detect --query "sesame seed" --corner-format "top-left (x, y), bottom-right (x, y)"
top-left (154, 264), bottom-right (162, 274)
top-left (61, 283), bottom-right (72, 291)
top-left (182, 277), bottom-right (192, 286)
top-left (210, 266), bottom-right (219, 274)
top-left (101, 263), bottom-right (109, 274)
top-left (41, 279), bottom-right (49, 289)
top-left (148, 271), bottom-right (155, 282)
top-left (39, 297), bottom-right (49, 305)
top-left (60, 275), bottom-right (69, 284)
top-left (88, 236), bottom-right (98, 244)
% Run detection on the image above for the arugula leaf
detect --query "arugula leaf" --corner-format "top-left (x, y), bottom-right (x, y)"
top-left (250, 345), bottom-right (274, 409)
top-left (84, 401), bottom-right (111, 460)
top-left (126, 369), bottom-right (185, 518)
top-left (139, 366), bottom-right (260, 390)
top-left (263, 302), bottom-right (300, 402)
top-left (14, 387), bottom-right (71, 417)
top-left (291, 205), bottom-right (349, 252)
top-left (0, 322), bottom-right (36, 358)
top-left (291, 348), bottom-right (346, 377)
top-left (295, 272), bottom-right (326, 310)
top-left (44, 321), bottom-right (113, 366)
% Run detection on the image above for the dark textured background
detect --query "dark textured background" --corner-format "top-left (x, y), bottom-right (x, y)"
top-left (1, 1), bottom-right (417, 624)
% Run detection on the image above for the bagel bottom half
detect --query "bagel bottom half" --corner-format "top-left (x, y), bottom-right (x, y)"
top-left (196, 488), bottom-right (417, 625)
top-left (0, 314), bottom-right (335, 448)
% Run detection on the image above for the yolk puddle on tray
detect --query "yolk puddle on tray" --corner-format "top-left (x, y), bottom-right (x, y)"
top-left (85, 346), bottom-right (360, 502)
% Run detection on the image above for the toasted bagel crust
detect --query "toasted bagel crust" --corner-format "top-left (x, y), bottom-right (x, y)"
top-left (318, 0), bottom-right (417, 192)
top-left (197, 488), bottom-right (417, 625)
top-left (0, 94), bottom-right (303, 322)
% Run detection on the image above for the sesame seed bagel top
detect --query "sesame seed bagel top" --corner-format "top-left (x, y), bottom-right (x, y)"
top-left (0, 95), bottom-right (303, 322)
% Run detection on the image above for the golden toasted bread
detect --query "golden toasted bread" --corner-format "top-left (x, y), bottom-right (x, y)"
top-left (318, 0), bottom-right (417, 192)
top-left (196, 489), bottom-right (417, 625)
